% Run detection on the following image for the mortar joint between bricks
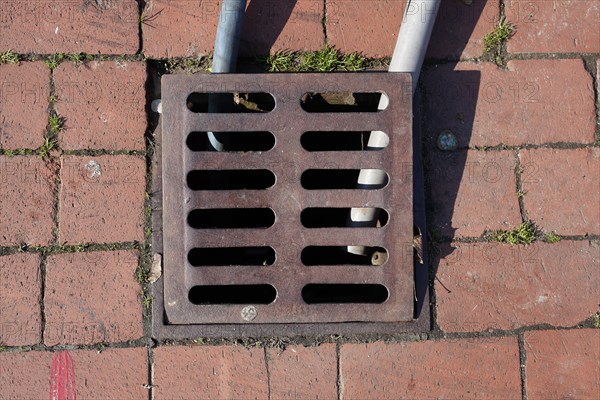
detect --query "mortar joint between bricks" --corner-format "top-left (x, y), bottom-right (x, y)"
top-left (514, 150), bottom-right (528, 222)
top-left (518, 332), bottom-right (528, 400)
top-left (322, 0), bottom-right (328, 46)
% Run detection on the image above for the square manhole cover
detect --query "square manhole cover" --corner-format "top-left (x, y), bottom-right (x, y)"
top-left (153, 72), bottom-right (427, 337)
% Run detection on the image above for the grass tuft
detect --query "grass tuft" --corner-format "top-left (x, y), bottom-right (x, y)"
top-left (483, 16), bottom-right (515, 67)
top-left (593, 313), bottom-right (600, 329)
top-left (493, 221), bottom-right (537, 245)
top-left (264, 51), bottom-right (296, 72)
top-left (261, 46), bottom-right (366, 73)
top-left (0, 50), bottom-right (19, 64)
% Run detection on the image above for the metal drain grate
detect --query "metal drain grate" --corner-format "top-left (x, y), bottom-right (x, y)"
top-left (160, 73), bottom-right (414, 326)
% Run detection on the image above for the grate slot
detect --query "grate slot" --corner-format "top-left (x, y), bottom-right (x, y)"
top-left (301, 169), bottom-right (389, 190)
top-left (301, 207), bottom-right (389, 228)
top-left (188, 247), bottom-right (276, 266)
top-left (301, 284), bottom-right (389, 304)
top-left (187, 131), bottom-right (275, 152)
top-left (186, 92), bottom-right (275, 113)
top-left (187, 208), bottom-right (275, 229)
top-left (187, 169), bottom-right (276, 190)
top-left (301, 245), bottom-right (387, 266)
top-left (301, 131), bottom-right (388, 152)
top-left (300, 92), bottom-right (388, 113)
top-left (188, 284), bottom-right (277, 304)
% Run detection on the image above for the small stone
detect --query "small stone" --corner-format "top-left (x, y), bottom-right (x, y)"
top-left (437, 130), bottom-right (458, 151)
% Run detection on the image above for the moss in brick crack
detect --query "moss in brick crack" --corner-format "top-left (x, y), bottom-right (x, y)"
top-left (162, 56), bottom-right (212, 74)
top-left (1, 149), bottom-right (36, 157)
top-left (493, 221), bottom-right (538, 245)
top-left (483, 16), bottom-right (515, 67)
top-left (0, 50), bottom-right (19, 64)
top-left (592, 313), bottom-right (600, 328)
top-left (261, 46), bottom-right (366, 72)
top-left (67, 53), bottom-right (91, 64)
top-left (542, 232), bottom-right (562, 243)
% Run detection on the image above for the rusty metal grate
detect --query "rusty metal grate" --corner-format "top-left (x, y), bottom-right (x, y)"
top-left (158, 72), bottom-right (416, 329)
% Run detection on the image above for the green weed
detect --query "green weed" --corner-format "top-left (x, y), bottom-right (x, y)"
top-left (494, 222), bottom-right (537, 245)
top-left (45, 54), bottom-right (64, 69)
top-left (261, 46), bottom-right (366, 72)
top-left (0, 50), bottom-right (19, 64)
top-left (483, 16), bottom-right (515, 67)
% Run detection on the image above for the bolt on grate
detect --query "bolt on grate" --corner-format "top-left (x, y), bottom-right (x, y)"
top-left (159, 72), bottom-right (415, 326)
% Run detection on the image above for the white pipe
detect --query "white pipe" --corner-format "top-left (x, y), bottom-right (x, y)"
top-left (348, 0), bottom-right (441, 256)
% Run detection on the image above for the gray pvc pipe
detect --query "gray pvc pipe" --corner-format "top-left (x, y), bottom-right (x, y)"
top-left (208, 0), bottom-right (247, 151)
top-left (348, 0), bottom-right (441, 255)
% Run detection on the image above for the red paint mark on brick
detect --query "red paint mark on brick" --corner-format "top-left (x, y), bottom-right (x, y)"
top-left (50, 351), bottom-right (76, 400)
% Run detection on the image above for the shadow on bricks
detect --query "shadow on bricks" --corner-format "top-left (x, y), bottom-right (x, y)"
top-left (420, 1), bottom-right (485, 296)
top-left (240, 0), bottom-right (298, 56)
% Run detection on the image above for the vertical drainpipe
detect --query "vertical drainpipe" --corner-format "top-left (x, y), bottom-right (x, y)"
top-left (207, 0), bottom-right (247, 151)
top-left (348, 0), bottom-right (441, 255)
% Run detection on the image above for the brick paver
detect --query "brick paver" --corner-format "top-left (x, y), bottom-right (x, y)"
top-left (144, 0), bottom-right (324, 58)
top-left (0, 253), bottom-right (41, 346)
top-left (267, 344), bottom-right (338, 399)
top-left (341, 338), bottom-right (521, 399)
top-left (58, 155), bottom-right (145, 244)
top-left (423, 59), bottom-right (596, 147)
top-left (142, 0), bottom-right (218, 58)
top-left (427, 0), bottom-right (500, 59)
top-left (54, 61), bottom-right (147, 150)
top-left (0, 62), bottom-right (49, 149)
top-left (520, 148), bottom-right (600, 235)
top-left (0, 348), bottom-right (148, 399)
top-left (327, 0), bottom-right (406, 57)
top-left (428, 149), bottom-right (521, 237)
top-left (0, 0), bottom-right (139, 54)
top-left (506, 0), bottom-right (600, 54)
top-left (436, 241), bottom-right (600, 332)
top-left (240, 0), bottom-right (324, 56)
top-left (0, 156), bottom-right (57, 246)
top-left (152, 345), bottom-right (269, 399)
top-left (524, 329), bottom-right (600, 399)
top-left (44, 251), bottom-right (143, 346)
